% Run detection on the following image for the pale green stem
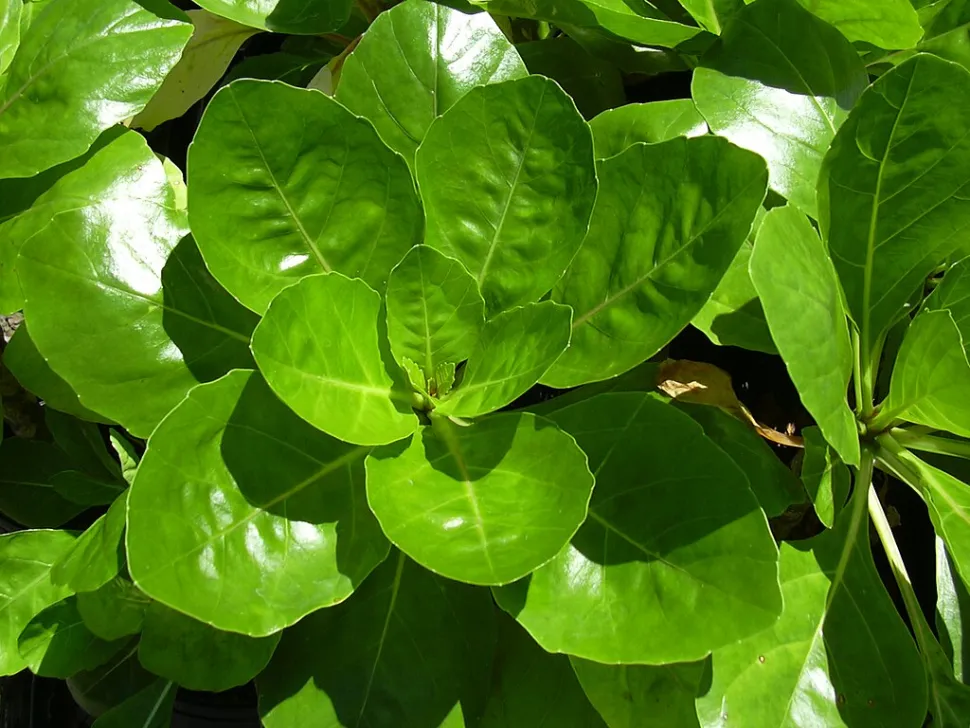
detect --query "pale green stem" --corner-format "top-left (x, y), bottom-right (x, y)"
top-left (852, 328), bottom-right (865, 417)
top-left (890, 428), bottom-right (970, 460)
top-left (873, 432), bottom-right (925, 492)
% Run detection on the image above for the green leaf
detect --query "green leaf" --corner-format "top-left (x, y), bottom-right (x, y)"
top-left (879, 311), bottom-right (970, 436)
top-left (691, 207), bottom-right (776, 354)
top-left (750, 205), bottom-right (860, 466)
top-left (542, 137), bottom-right (767, 389)
top-left (938, 537), bottom-right (970, 684)
top-left (133, 9), bottom-right (259, 132)
top-left (517, 36), bottom-right (625, 120)
top-left (493, 393), bottom-right (782, 664)
top-left (68, 643), bottom-right (158, 718)
top-left (818, 54), bottom-right (970, 373)
top-left (18, 596), bottom-right (125, 678)
top-left (416, 75), bottom-right (597, 314)
top-left (0, 0), bottom-right (21, 74)
top-left (692, 0), bottom-right (867, 217)
top-left (258, 552), bottom-right (496, 728)
top-left (187, 79), bottom-right (423, 314)
top-left (385, 246), bottom-right (486, 379)
top-left (109, 433), bottom-right (140, 486)
top-left (46, 409), bottom-right (122, 484)
top-left (0, 439), bottom-right (85, 527)
top-left (0, 0), bottom-right (192, 178)
top-left (52, 472), bottom-right (124, 508)
top-left (252, 273), bottom-right (419, 447)
top-left (588, 100), bottom-right (708, 160)
top-left (677, 0), bottom-right (743, 34)
top-left (127, 370), bottom-right (390, 636)
top-left (914, 0), bottom-right (970, 73)
top-left (335, 0), bottom-right (526, 166)
top-left (0, 529), bottom-right (76, 675)
top-left (51, 494), bottom-right (126, 593)
top-left (437, 302), bottom-right (571, 417)
top-left (925, 257), bottom-right (970, 353)
top-left (138, 602), bottom-right (279, 692)
top-left (801, 425), bottom-right (851, 528)
top-left (225, 50), bottom-right (328, 85)
top-left (695, 496), bottom-right (928, 728)
top-left (480, 615), bottom-right (607, 728)
top-left (91, 678), bottom-right (175, 728)
top-left (673, 401), bottom-right (804, 518)
top-left (794, 0), bottom-right (922, 48)
top-left (77, 577), bottom-right (149, 641)
top-left (366, 413), bottom-right (594, 586)
top-left (193, 0), bottom-right (352, 33)
top-left (469, 0), bottom-right (705, 47)
top-left (570, 657), bottom-right (706, 728)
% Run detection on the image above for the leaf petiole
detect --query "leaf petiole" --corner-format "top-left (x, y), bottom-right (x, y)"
top-left (889, 428), bottom-right (970, 461)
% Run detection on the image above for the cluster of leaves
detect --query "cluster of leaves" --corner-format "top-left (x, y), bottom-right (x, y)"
top-left (3, 0), bottom-right (970, 725)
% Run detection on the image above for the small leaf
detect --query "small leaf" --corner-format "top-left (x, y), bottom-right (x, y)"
top-left (335, 0), bottom-right (526, 166)
top-left (385, 246), bottom-right (486, 377)
top-left (18, 597), bottom-right (125, 678)
top-left (750, 205), bottom-right (859, 466)
top-left (137, 602), bottom-right (279, 692)
top-left (188, 79), bottom-right (423, 313)
top-left (437, 302), bottom-right (572, 418)
top-left (252, 274), bottom-right (419, 447)
top-left (801, 425), bottom-right (850, 528)
top-left (77, 578), bottom-right (149, 641)
top-left (127, 370), bottom-right (390, 636)
top-left (193, 0), bottom-right (352, 34)
top-left (589, 100), bottom-right (708, 160)
top-left (0, 439), bottom-right (85, 528)
top-left (51, 494), bottom-right (126, 593)
top-left (258, 552), bottom-right (496, 728)
top-left (434, 361), bottom-right (456, 397)
top-left (794, 0), bottom-right (922, 48)
top-left (542, 137), bottom-right (767, 389)
top-left (366, 413), bottom-right (594, 586)
top-left (493, 393), bottom-right (781, 664)
top-left (417, 76), bottom-right (597, 314)
top-left (109, 433), bottom-right (140, 486)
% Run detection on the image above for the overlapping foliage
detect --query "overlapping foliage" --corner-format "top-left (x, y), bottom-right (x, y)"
top-left (2, 0), bottom-right (970, 725)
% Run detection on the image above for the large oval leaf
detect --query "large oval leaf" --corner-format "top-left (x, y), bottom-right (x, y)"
top-left (589, 100), bottom-right (708, 160)
top-left (542, 137), bottom-right (767, 389)
top-left (252, 273), bottom-right (419, 447)
top-left (366, 413), bottom-right (594, 586)
top-left (0, 439), bottom-right (85, 528)
top-left (188, 79), bottom-right (423, 314)
top-left (194, 0), bottom-right (352, 33)
top-left (0, 529), bottom-right (76, 675)
top-left (416, 75), bottom-right (597, 314)
top-left (127, 370), bottom-right (390, 636)
top-left (51, 494), bottom-right (126, 593)
top-left (795, 0), bottom-right (922, 48)
top-left (336, 0), bottom-right (526, 166)
top-left (925, 257), bottom-right (970, 352)
top-left (692, 0), bottom-right (867, 217)
top-left (818, 54), bottom-right (970, 376)
top-left (437, 301), bottom-right (572, 418)
top-left (0, 0), bottom-right (191, 178)
top-left (494, 393), bottom-right (782, 664)
top-left (385, 246), bottom-right (485, 378)
top-left (258, 552), bottom-right (496, 728)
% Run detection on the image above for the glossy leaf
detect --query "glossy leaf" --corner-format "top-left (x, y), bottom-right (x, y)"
top-left (252, 274), bottom-right (419, 447)
top-left (542, 137), bottom-right (767, 389)
top-left (914, 0), bottom-right (970, 73)
top-left (480, 615), bottom-right (607, 728)
top-left (366, 413), bottom-right (594, 586)
top-left (880, 311), bottom-right (970, 437)
top-left (673, 401), bottom-right (804, 518)
top-left (77, 578), bottom-right (149, 642)
top-left (193, 0), bottom-right (352, 33)
top-left (801, 425), bottom-right (850, 528)
top-left (91, 678), bottom-right (175, 728)
top-left (750, 205), bottom-right (860, 466)
top-left (570, 657), bottom-right (705, 728)
top-left (416, 75), bottom-right (597, 314)
top-left (589, 100), bottom-right (708, 159)
top-left (493, 393), bottom-right (781, 664)
top-left (133, 10), bottom-right (258, 132)
top-left (678, 0), bottom-right (742, 34)
top-left (0, 0), bottom-right (20, 73)
top-left (0, 529), bottom-right (76, 675)
top-left (938, 537), bottom-right (970, 684)
top-left (18, 597), bottom-right (125, 678)
top-left (127, 370), bottom-right (390, 636)
top-left (0, 0), bottom-right (192, 178)
top-left (695, 496), bottom-right (927, 728)
top-left (469, 0), bottom-right (704, 47)
top-left (794, 0), bottom-right (922, 48)
top-left (138, 602), bottom-right (279, 692)
top-left (258, 552), bottom-right (496, 728)
top-left (818, 54), bottom-right (970, 370)
top-left (51, 494), bottom-right (126, 593)
top-left (385, 246), bottom-right (485, 379)
top-left (691, 208), bottom-right (776, 354)
top-left (925, 257), bottom-right (970, 354)
top-left (0, 439), bottom-right (85, 528)
top-left (188, 79), bottom-right (423, 313)
top-left (336, 0), bottom-right (526, 166)
top-left (692, 0), bottom-right (867, 217)
top-left (438, 302), bottom-right (571, 417)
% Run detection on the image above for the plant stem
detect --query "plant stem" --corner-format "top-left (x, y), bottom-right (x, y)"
top-left (890, 428), bottom-right (970, 460)
top-left (874, 433), bottom-right (928, 498)
top-left (852, 328), bottom-right (865, 417)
